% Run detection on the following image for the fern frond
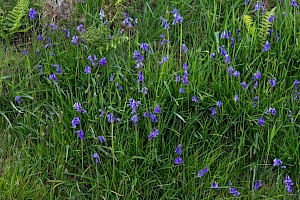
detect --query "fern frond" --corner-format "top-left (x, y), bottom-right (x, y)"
top-left (0, 0), bottom-right (31, 40)
top-left (258, 7), bottom-right (276, 45)
top-left (243, 15), bottom-right (256, 36)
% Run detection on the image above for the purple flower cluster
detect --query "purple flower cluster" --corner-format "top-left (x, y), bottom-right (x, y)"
top-left (148, 127), bottom-right (159, 141)
top-left (197, 166), bottom-right (209, 178)
top-left (174, 144), bottom-right (183, 165)
top-left (29, 8), bottom-right (37, 20)
top-left (133, 50), bottom-right (144, 68)
top-left (74, 102), bottom-right (87, 114)
top-left (107, 113), bottom-right (120, 123)
top-left (228, 181), bottom-right (240, 197)
top-left (254, 2), bottom-right (265, 14)
top-left (220, 30), bottom-right (235, 48)
top-left (160, 34), bottom-right (169, 46)
top-left (284, 175), bottom-right (293, 193)
top-left (254, 180), bottom-right (263, 191)
top-left (128, 98), bottom-right (141, 114)
top-left (265, 107), bottom-right (276, 116)
top-left (172, 7), bottom-right (184, 26)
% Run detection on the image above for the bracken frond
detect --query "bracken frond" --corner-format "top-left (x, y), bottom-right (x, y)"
top-left (243, 15), bottom-right (256, 36)
top-left (0, 0), bottom-right (33, 40)
top-left (258, 7), bottom-right (276, 46)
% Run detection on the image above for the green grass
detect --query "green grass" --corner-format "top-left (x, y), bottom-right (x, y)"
top-left (0, 0), bottom-right (299, 199)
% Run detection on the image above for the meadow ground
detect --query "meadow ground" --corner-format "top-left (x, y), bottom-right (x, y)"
top-left (0, 0), bottom-right (299, 199)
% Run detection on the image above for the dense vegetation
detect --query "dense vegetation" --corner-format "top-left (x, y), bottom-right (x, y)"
top-left (0, 0), bottom-right (299, 199)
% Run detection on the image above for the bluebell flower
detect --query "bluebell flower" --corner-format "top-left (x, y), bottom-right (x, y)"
top-left (284, 175), bottom-right (293, 193)
top-left (131, 115), bottom-right (138, 126)
top-left (49, 73), bottom-right (57, 82)
top-left (182, 75), bottom-right (188, 86)
top-left (98, 136), bottom-right (105, 143)
top-left (224, 54), bottom-right (231, 64)
top-left (292, 0), bottom-right (299, 8)
top-left (52, 64), bottom-right (62, 74)
top-left (258, 117), bottom-right (265, 126)
top-left (228, 66), bottom-right (234, 76)
top-left (268, 15), bottom-right (275, 22)
top-left (140, 43), bottom-right (149, 51)
top-left (273, 158), bottom-right (282, 166)
top-left (63, 28), bottom-right (70, 38)
top-left (245, 0), bottom-right (250, 5)
top-left (143, 112), bottom-right (150, 118)
top-left (254, 2), bottom-right (265, 14)
top-left (141, 86), bottom-right (148, 94)
top-left (160, 55), bottom-right (169, 65)
top-left (174, 156), bottom-right (183, 165)
top-left (219, 45), bottom-right (227, 56)
top-left (172, 8), bottom-right (184, 25)
top-left (179, 88), bottom-right (185, 93)
top-left (107, 113), bottom-right (115, 123)
top-left (269, 78), bottom-right (277, 87)
top-left (160, 17), bottom-right (170, 29)
top-left (93, 152), bottom-right (99, 163)
top-left (138, 71), bottom-right (144, 83)
top-left (293, 80), bottom-right (299, 89)
top-left (127, 98), bottom-right (141, 114)
top-left (38, 34), bottom-right (43, 41)
top-left (265, 107), bottom-right (276, 116)
top-left (148, 127), bottom-right (159, 141)
top-left (229, 187), bottom-right (240, 197)
top-left (182, 44), bottom-right (188, 53)
top-left (71, 117), bottom-right (80, 128)
top-left (211, 181), bottom-right (219, 190)
top-left (76, 130), bottom-right (84, 140)
top-left (123, 13), bottom-right (133, 27)
top-left (217, 101), bottom-right (222, 107)
top-left (150, 113), bottom-right (158, 122)
top-left (210, 52), bottom-right (216, 59)
top-left (15, 96), bottom-right (22, 103)
top-left (221, 31), bottom-right (229, 39)
top-left (175, 75), bottom-right (181, 83)
top-left (74, 102), bottom-right (82, 111)
top-left (161, 38), bottom-right (169, 46)
top-left (49, 23), bottom-right (58, 30)
top-left (133, 50), bottom-right (143, 62)
top-left (241, 82), bottom-right (247, 90)
top-left (197, 166), bottom-right (209, 178)
top-left (99, 9), bottom-right (105, 19)
top-left (254, 180), bottom-right (263, 191)
top-left (71, 36), bottom-right (79, 46)
top-left (192, 96), bottom-right (199, 103)
top-left (175, 144), bottom-right (182, 155)
top-left (109, 75), bottom-right (114, 82)
top-left (267, 29), bottom-right (274, 37)
top-left (84, 66), bottom-right (91, 74)
top-left (76, 24), bottom-right (85, 33)
top-left (153, 105), bottom-right (161, 114)
top-left (210, 107), bottom-right (216, 116)
top-left (99, 57), bottom-right (107, 66)
top-left (262, 40), bottom-right (270, 52)
top-left (234, 94), bottom-right (239, 102)
top-left (253, 71), bottom-right (262, 81)
top-left (233, 70), bottom-right (240, 77)
top-left (29, 8), bottom-right (37, 20)
top-left (98, 109), bottom-right (106, 117)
